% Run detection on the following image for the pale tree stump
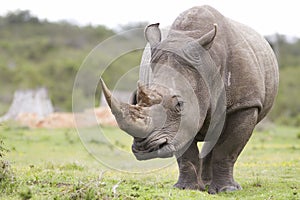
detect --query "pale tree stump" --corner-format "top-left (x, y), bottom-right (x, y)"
top-left (0, 88), bottom-right (54, 123)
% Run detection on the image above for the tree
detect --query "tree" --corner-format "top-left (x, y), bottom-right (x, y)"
top-left (5, 10), bottom-right (39, 24)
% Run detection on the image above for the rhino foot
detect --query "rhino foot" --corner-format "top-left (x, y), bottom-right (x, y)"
top-left (174, 181), bottom-right (205, 191)
top-left (202, 178), bottom-right (212, 187)
top-left (208, 181), bottom-right (242, 194)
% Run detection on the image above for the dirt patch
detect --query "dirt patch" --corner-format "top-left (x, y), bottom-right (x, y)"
top-left (16, 107), bottom-right (117, 128)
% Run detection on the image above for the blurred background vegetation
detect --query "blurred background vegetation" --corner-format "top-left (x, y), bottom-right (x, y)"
top-left (0, 10), bottom-right (299, 126)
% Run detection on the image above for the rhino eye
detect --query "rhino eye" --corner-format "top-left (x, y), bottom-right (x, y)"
top-left (175, 101), bottom-right (184, 112)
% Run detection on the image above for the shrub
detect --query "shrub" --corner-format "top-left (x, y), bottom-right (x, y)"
top-left (0, 137), bottom-right (14, 188)
top-left (0, 138), bottom-right (7, 158)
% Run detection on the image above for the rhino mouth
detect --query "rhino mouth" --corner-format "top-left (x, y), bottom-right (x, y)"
top-left (132, 133), bottom-right (169, 153)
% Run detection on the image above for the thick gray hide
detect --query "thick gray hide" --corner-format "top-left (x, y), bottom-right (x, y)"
top-left (101, 5), bottom-right (279, 194)
top-left (139, 5), bottom-right (278, 194)
top-left (169, 5), bottom-right (278, 193)
top-left (170, 6), bottom-right (278, 120)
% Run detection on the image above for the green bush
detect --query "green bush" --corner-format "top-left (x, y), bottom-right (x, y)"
top-left (0, 138), bottom-right (7, 158)
top-left (269, 66), bottom-right (300, 126)
top-left (0, 11), bottom-right (116, 112)
top-left (1, 10), bottom-right (300, 126)
top-left (0, 139), bottom-right (15, 195)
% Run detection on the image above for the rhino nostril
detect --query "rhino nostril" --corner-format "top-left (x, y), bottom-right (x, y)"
top-left (132, 137), bottom-right (168, 153)
top-left (158, 140), bottom-right (168, 149)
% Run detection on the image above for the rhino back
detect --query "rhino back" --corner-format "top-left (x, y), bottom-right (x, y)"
top-left (224, 19), bottom-right (279, 121)
top-left (171, 5), bottom-right (279, 122)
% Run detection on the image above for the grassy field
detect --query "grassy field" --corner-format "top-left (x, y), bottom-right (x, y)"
top-left (0, 123), bottom-right (299, 199)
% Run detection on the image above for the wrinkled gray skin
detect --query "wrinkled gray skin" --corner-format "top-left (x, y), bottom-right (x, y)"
top-left (100, 5), bottom-right (279, 194)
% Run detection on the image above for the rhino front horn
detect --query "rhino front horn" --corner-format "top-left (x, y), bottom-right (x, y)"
top-left (99, 78), bottom-right (155, 138)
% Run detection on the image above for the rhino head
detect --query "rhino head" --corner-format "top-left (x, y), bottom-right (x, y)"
top-left (100, 23), bottom-right (218, 160)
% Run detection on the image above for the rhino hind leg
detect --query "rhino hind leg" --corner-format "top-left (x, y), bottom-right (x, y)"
top-left (200, 150), bottom-right (213, 187)
top-left (208, 108), bottom-right (258, 194)
top-left (174, 140), bottom-right (205, 191)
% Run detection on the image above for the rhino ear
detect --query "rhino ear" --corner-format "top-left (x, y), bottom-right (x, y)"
top-left (144, 23), bottom-right (161, 47)
top-left (198, 24), bottom-right (217, 50)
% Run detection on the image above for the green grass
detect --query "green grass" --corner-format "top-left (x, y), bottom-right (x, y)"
top-left (0, 124), bottom-right (299, 199)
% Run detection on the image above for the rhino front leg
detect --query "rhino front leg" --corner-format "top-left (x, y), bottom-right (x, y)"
top-left (208, 108), bottom-right (258, 194)
top-left (174, 140), bottom-right (205, 191)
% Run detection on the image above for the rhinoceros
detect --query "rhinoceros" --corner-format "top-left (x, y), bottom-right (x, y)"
top-left (100, 5), bottom-right (279, 194)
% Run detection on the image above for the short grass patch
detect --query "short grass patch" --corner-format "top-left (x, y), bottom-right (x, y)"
top-left (0, 124), bottom-right (299, 199)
